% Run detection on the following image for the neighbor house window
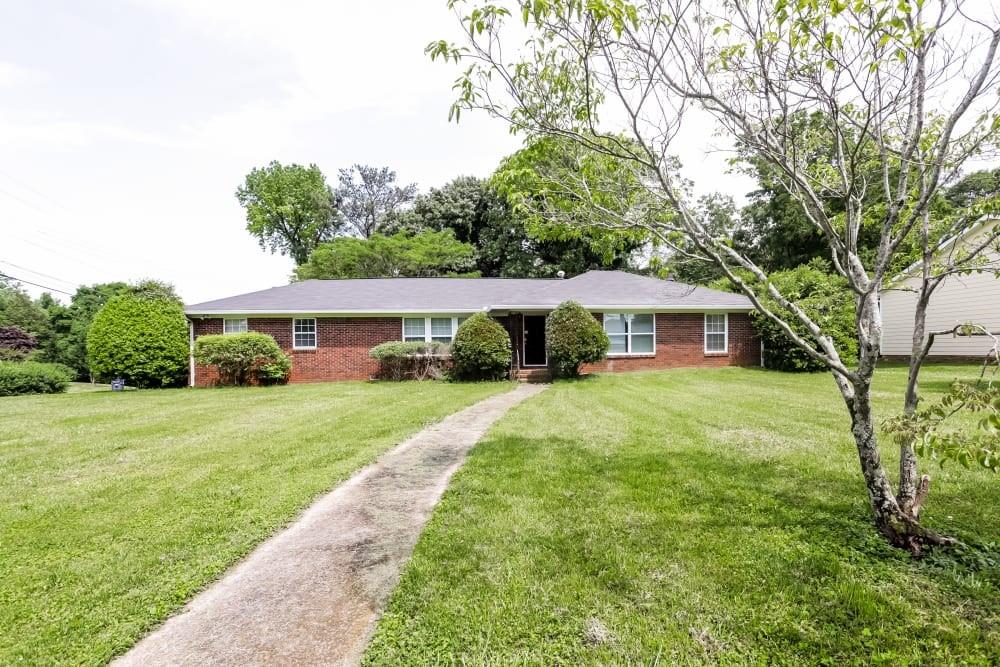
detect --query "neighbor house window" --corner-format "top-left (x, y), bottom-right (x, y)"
top-left (293, 318), bottom-right (317, 349)
top-left (223, 318), bottom-right (247, 335)
top-left (402, 317), bottom-right (466, 343)
top-left (603, 313), bottom-right (655, 354)
top-left (704, 313), bottom-right (728, 353)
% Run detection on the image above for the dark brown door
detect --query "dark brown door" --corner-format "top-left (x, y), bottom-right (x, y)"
top-left (523, 315), bottom-right (547, 366)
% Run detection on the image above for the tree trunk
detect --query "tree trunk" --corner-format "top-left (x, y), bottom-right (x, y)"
top-left (846, 382), bottom-right (953, 556)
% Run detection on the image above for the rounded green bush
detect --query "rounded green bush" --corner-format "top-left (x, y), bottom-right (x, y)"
top-left (194, 332), bottom-right (291, 386)
top-left (545, 300), bottom-right (609, 377)
top-left (87, 293), bottom-right (189, 388)
top-left (450, 312), bottom-right (511, 380)
top-left (0, 361), bottom-right (74, 396)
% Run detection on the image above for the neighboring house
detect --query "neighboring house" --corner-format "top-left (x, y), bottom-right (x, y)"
top-left (881, 220), bottom-right (1000, 360)
top-left (184, 270), bottom-right (759, 384)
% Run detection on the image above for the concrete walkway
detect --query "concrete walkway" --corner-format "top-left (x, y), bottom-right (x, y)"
top-left (115, 383), bottom-right (546, 667)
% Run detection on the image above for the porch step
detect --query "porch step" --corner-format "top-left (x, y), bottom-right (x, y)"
top-left (515, 367), bottom-right (552, 383)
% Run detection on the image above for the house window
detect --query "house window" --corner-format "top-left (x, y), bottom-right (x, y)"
top-left (603, 313), bottom-right (655, 354)
top-left (704, 313), bottom-right (728, 353)
top-left (403, 318), bottom-right (426, 342)
top-left (223, 318), bottom-right (248, 335)
top-left (293, 318), bottom-right (317, 349)
top-left (402, 317), bottom-right (465, 343)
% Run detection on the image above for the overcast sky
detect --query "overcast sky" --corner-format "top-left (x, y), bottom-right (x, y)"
top-left (1, 0), bottom-right (752, 304)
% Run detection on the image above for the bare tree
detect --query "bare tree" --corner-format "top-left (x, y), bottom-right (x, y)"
top-left (430, 0), bottom-right (1000, 553)
top-left (336, 165), bottom-right (418, 238)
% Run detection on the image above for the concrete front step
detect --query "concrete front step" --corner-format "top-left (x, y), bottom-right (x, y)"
top-left (515, 368), bottom-right (552, 383)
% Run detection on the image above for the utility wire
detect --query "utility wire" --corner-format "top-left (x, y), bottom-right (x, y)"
top-left (0, 258), bottom-right (79, 288)
top-left (0, 271), bottom-right (75, 296)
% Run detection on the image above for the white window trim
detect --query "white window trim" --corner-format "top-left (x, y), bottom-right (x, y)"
top-left (292, 317), bottom-right (317, 350)
top-left (603, 313), bottom-right (657, 357)
top-left (223, 318), bottom-right (248, 335)
top-left (704, 313), bottom-right (729, 354)
top-left (401, 316), bottom-right (466, 343)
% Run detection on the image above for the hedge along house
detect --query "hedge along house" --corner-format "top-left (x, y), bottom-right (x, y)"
top-left (184, 270), bottom-right (759, 385)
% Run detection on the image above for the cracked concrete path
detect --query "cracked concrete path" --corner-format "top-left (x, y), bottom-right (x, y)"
top-left (115, 383), bottom-right (547, 667)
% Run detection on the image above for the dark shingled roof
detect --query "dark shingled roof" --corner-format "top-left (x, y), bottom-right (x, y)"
top-left (184, 271), bottom-right (753, 315)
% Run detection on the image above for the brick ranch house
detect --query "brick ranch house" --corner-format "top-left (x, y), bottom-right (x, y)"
top-left (184, 270), bottom-right (760, 385)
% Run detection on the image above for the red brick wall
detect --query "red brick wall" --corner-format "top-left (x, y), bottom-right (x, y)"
top-left (582, 312), bottom-right (759, 373)
top-left (190, 310), bottom-right (760, 385)
top-left (190, 317), bottom-right (400, 386)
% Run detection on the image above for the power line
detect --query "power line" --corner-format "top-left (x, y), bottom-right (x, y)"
top-left (0, 258), bottom-right (79, 288)
top-left (0, 271), bottom-right (75, 296)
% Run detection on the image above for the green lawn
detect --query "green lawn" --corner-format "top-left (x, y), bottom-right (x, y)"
top-left (365, 365), bottom-right (999, 665)
top-left (0, 380), bottom-right (509, 665)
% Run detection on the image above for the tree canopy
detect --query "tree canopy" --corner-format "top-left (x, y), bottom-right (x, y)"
top-left (294, 230), bottom-right (476, 280)
top-left (236, 161), bottom-right (340, 265)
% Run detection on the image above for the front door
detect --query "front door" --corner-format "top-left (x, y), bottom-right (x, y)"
top-left (523, 315), bottom-right (547, 366)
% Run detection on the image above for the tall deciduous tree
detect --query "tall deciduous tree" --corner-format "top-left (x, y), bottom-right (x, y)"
top-left (236, 161), bottom-right (340, 265)
top-left (294, 230), bottom-right (476, 279)
top-left (431, 0), bottom-right (1000, 553)
top-left (385, 174), bottom-right (643, 277)
top-left (336, 165), bottom-right (417, 238)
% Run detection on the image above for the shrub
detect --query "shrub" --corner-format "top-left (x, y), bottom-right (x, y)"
top-left (0, 361), bottom-right (74, 396)
top-left (450, 313), bottom-right (511, 380)
top-left (87, 293), bottom-right (189, 388)
top-left (748, 261), bottom-right (858, 372)
top-left (194, 333), bottom-right (292, 386)
top-left (369, 340), bottom-right (451, 380)
top-left (545, 300), bottom-right (609, 377)
top-left (0, 325), bottom-right (36, 361)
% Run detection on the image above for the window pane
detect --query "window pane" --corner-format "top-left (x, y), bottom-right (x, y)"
top-left (608, 334), bottom-right (628, 354)
top-left (403, 318), bottom-right (425, 338)
top-left (604, 314), bottom-right (628, 335)
top-left (224, 318), bottom-right (247, 334)
top-left (294, 318), bottom-right (316, 348)
top-left (431, 336), bottom-right (452, 344)
top-left (631, 333), bottom-right (654, 353)
top-left (431, 318), bottom-right (453, 337)
top-left (706, 332), bottom-right (726, 352)
top-left (630, 314), bottom-right (654, 333)
top-left (457, 316), bottom-right (469, 327)
top-left (705, 314), bottom-right (725, 333)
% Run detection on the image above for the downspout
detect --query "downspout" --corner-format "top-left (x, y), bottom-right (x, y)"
top-left (188, 318), bottom-right (195, 387)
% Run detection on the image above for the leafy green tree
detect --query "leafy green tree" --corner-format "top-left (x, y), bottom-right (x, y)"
top-left (492, 136), bottom-right (651, 272)
top-left (87, 285), bottom-right (188, 388)
top-left (237, 161), bottom-right (341, 265)
top-left (294, 230), bottom-right (476, 280)
top-left (431, 0), bottom-right (1000, 552)
top-left (945, 168), bottom-right (1000, 210)
top-left (388, 174), bottom-right (641, 277)
top-left (336, 165), bottom-right (417, 238)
